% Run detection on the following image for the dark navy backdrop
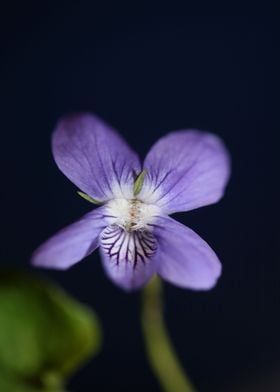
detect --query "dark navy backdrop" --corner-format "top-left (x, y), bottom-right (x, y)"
top-left (1, 3), bottom-right (279, 391)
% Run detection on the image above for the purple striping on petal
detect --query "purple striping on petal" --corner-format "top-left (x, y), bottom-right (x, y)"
top-left (100, 225), bottom-right (157, 269)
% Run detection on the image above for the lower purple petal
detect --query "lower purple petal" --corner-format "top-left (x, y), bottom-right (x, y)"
top-left (99, 225), bottom-right (158, 290)
top-left (32, 208), bottom-right (106, 270)
top-left (153, 216), bottom-right (222, 290)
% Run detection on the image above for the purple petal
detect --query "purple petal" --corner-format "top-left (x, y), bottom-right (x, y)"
top-left (52, 113), bottom-right (141, 201)
top-left (154, 216), bottom-right (222, 290)
top-left (140, 130), bottom-right (230, 213)
top-left (99, 225), bottom-right (158, 290)
top-left (32, 208), bottom-right (106, 270)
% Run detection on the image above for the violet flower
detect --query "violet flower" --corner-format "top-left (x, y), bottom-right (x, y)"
top-left (32, 114), bottom-right (230, 291)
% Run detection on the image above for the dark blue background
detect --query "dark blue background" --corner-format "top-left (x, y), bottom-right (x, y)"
top-left (1, 3), bottom-right (279, 391)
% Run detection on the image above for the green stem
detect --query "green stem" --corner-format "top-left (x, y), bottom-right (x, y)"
top-left (141, 277), bottom-right (197, 392)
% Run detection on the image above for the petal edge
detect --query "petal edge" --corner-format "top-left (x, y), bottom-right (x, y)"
top-left (154, 216), bottom-right (222, 290)
top-left (52, 113), bottom-right (141, 201)
top-left (140, 130), bottom-right (230, 213)
top-left (32, 208), bottom-right (106, 270)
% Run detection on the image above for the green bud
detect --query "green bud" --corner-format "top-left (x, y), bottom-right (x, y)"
top-left (133, 169), bottom-right (147, 195)
top-left (77, 192), bottom-right (102, 205)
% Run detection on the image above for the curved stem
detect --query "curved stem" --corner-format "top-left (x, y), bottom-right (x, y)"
top-left (141, 277), bottom-right (197, 392)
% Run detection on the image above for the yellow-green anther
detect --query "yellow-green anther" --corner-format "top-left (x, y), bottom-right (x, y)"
top-left (77, 191), bottom-right (102, 205)
top-left (133, 169), bottom-right (147, 195)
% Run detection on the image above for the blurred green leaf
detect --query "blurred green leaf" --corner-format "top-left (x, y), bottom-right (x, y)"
top-left (0, 368), bottom-right (55, 392)
top-left (0, 270), bottom-right (102, 391)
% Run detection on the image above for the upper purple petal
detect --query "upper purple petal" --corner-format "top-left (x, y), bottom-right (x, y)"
top-left (139, 130), bottom-right (230, 213)
top-left (31, 207), bottom-right (106, 270)
top-left (153, 216), bottom-right (222, 290)
top-left (52, 113), bottom-right (141, 201)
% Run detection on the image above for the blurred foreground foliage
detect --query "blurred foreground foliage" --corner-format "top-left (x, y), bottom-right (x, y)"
top-left (0, 270), bottom-right (102, 391)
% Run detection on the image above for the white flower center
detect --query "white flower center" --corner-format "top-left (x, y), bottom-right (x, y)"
top-left (104, 198), bottom-right (161, 231)
top-left (101, 198), bottom-right (161, 268)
